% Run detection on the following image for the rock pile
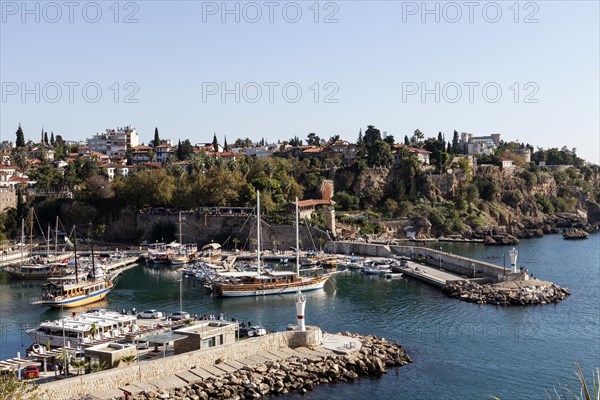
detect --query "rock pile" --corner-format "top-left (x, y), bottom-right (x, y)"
top-left (116, 334), bottom-right (411, 400)
top-left (563, 228), bottom-right (590, 239)
top-left (442, 279), bottom-right (570, 306)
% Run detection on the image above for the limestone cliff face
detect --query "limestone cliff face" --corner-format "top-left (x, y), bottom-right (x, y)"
top-left (344, 165), bottom-right (599, 240)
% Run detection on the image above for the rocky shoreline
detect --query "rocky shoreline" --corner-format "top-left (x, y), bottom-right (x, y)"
top-left (442, 279), bottom-right (571, 306)
top-left (111, 333), bottom-right (412, 400)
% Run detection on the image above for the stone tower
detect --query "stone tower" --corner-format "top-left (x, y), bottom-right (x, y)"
top-left (320, 180), bottom-right (336, 238)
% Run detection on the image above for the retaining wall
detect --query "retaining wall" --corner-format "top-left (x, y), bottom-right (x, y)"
top-left (39, 330), bottom-right (311, 400)
top-left (326, 241), bottom-right (514, 281)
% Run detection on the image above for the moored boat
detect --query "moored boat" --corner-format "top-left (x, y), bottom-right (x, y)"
top-left (26, 309), bottom-right (138, 347)
top-left (213, 192), bottom-right (332, 297)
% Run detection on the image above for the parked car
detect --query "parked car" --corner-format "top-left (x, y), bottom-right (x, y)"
top-left (137, 310), bottom-right (163, 319)
top-left (169, 311), bottom-right (191, 321)
top-left (246, 325), bottom-right (267, 337)
top-left (24, 366), bottom-right (39, 379)
top-left (137, 340), bottom-right (149, 350)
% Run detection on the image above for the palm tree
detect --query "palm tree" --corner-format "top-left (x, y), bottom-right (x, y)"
top-left (89, 323), bottom-right (99, 343)
top-left (71, 359), bottom-right (88, 376)
top-left (89, 360), bottom-right (108, 373)
top-left (120, 354), bottom-right (137, 366)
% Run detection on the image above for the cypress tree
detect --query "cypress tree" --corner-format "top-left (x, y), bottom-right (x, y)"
top-left (16, 125), bottom-right (25, 147)
top-left (154, 127), bottom-right (160, 147)
top-left (50, 132), bottom-right (55, 146)
top-left (212, 133), bottom-right (219, 152)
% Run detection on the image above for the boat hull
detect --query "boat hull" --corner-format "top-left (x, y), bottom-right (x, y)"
top-left (34, 287), bottom-right (112, 308)
top-left (6, 270), bottom-right (53, 280)
top-left (217, 277), bottom-right (329, 297)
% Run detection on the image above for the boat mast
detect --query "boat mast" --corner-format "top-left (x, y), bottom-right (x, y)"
top-left (178, 212), bottom-right (183, 245)
top-left (296, 197), bottom-right (300, 276)
top-left (20, 218), bottom-right (24, 266)
top-left (256, 190), bottom-right (261, 275)
top-left (46, 224), bottom-right (51, 260)
top-left (28, 210), bottom-right (33, 264)
top-left (89, 222), bottom-right (96, 281)
top-left (54, 216), bottom-right (59, 257)
top-left (73, 226), bottom-right (79, 283)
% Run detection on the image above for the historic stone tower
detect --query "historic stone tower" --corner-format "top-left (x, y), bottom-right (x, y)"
top-left (320, 180), bottom-right (336, 238)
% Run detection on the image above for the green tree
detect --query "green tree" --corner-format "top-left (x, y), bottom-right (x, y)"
top-left (89, 360), bottom-right (108, 372)
top-left (54, 135), bottom-right (66, 159)
top-left (15, 125), bottom-right (25, 147)
top-left (212, 133), bottom-right (219, 152)
top-left (177, 139), bottom-right (193, 161)
top-left (411, 129), bottom-right (424, 147)
top-left (43, 131), bottom-right (48, 145)
top-left (307, 133), bottom-right (321, 146)
top-left (367, 140), bottom-right (393, 167)
top-left (224, 136), bottom-right (228, 151)
top-left (452, 130), bottom-right (460, 153)
top-left (0, 372), bottom-right (39, 399)
top-left (153, 127), bottom-right (160, 147)
top-left (50, 131), bottom-right (55, 146)
top-left (288, 136), bottom-right (302, 146)
top-left (383, 135), bottom-right (395, 147)
top-left (329, 134), bottom-right (340, 143)
top-left (120, 354), bottom-right (137, 365)
top-left (363, 125), bottom-right (382, 149)
top-left (404, 135), bottom-right (410, 145)
top-left (71, 359), bottom-right (88, 376)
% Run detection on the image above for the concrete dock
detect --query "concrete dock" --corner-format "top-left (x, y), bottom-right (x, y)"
top-left (392, 261), bottom-right (466, 287)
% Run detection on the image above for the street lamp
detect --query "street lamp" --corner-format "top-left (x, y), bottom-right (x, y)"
top-left (179, 274), bottom-right (183, 313)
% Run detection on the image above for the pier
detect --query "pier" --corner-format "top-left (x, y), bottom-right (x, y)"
top-left (391, 260), bottom-right (466, 287)
top-left (327, 241), bottom-right (524, 283)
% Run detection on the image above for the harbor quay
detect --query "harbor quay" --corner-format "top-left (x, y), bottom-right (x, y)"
top-left (35, 327), bottom-right (411, 400)
top-left (326, 241), bottom-right (571, 305)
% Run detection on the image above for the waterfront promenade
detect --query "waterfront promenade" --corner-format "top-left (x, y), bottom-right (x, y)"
top-left (33, 328), bottom-right (411, 400)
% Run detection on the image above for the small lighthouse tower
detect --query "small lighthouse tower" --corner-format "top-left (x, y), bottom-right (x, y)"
top-left (295, 290), bottom-right (306, 332)
top-left (509, 247), bottom-right (518, 274)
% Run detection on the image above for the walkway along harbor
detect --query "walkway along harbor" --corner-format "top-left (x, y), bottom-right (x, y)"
top-left (35, 310), bottom-right (411, 400)
top-left (326, 241), bottom-right (571, 305)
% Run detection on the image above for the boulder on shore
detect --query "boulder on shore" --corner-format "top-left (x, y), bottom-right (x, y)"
top-left (442, 279), bottom-right (570, 306)
top-left (562, 228), bottom-right (589, 240)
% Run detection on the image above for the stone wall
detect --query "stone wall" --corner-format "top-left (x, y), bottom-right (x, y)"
top-left (38, 330), bottom-right (318, 400)
top-left (134, 214), bottom-right (329, 251)
top-left (325, 241), bottom-right (510, 281)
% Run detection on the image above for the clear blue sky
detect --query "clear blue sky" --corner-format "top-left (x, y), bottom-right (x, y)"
top-left (1, 1), bottom-right (598, 163)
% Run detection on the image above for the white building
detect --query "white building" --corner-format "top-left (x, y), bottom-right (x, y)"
top-left (87, 126), bottom-right (139, 158)
top-left (460, 133), bottom-right (501, 155)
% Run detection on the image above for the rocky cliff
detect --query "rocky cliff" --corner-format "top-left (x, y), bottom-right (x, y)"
top-left (336, 163), bottom-right (600, 241)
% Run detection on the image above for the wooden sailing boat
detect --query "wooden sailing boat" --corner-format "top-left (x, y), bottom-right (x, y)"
top-left (31, 224), bottom-right (113, 308)
top-left (213, 192), bottom-right (331, 297)
top-left (5, 212), bottom-right (69, 279)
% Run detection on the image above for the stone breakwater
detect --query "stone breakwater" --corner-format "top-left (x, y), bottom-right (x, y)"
top-left (442, 279), bottom-right (571, 306)
top-left (111, 334), bottom-right (412, 400)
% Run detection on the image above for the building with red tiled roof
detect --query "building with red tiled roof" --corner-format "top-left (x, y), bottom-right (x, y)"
top-left (284, 199), bottom-right (336, 218)
top-left (392, 144), bottom-right (431, 165)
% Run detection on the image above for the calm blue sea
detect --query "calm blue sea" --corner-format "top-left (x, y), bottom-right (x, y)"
top-left (1, 233), bottom-right (598, 399)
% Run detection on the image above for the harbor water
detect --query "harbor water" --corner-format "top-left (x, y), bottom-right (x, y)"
top-left (0, 234), bottom-right (598, 399)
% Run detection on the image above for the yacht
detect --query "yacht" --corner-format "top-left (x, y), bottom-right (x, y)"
top-left (213, 192), bottom-right (332, 297)
top-left (26, 309), bottom-right (138, 347)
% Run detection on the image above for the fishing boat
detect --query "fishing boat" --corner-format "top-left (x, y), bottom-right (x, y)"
top-left (30, 225), bottom-right (114, 308)
top-left (26, 309), bottom-right (138, 347)
top-left (213, 192), bottom-right (332, 297)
